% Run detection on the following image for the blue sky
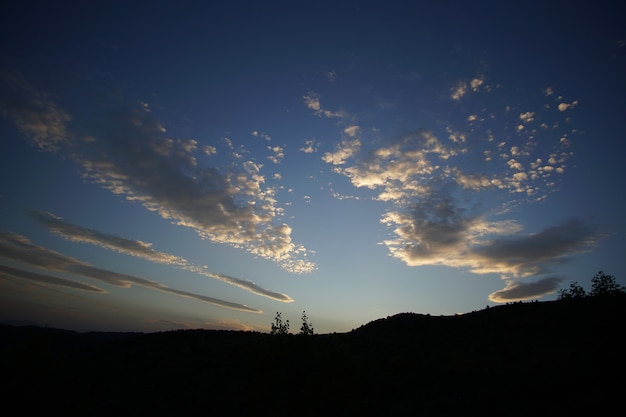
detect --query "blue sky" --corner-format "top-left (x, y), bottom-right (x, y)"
top-left (1, 1), bottom-right (624, 333)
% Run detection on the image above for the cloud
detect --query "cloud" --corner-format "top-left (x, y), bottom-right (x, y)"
top-left (0, 231), bottom-right (262, 313)
top-left (451, 81), bottom-right (468, 101)
top-left (470, 77), bottom-right (485, 91)
top-left (327, 130), bottom-right (457, 202)
top-left (323, 71), bottom-right (337, 82)
top-left (312, 73), bottom-right (596, 301)
top-left (381, 193), bottom-right (523, 268)
top-left (558, 100), bottom-right (578, 111)
top-left (318, 76), bottom-right (578, 203)
top-left (251, 131), bottom-right (272, 141)
top-left (488, 276), bottom-right (563, 302)
top-left (303, 93), bottom-right (346, 118)
top-left (451, 77), bottom-right (485, 100)
top-left (31, 210), bottom-right (294, 303)
top-left (31, 210), bottom-right (188, 265)
top-left (299, 139), bottom-right (318, 154)
top-left (450, 169), bottom-right (503, 191)
top-left (383, 200), bottom-right (599, 277)
top-left (322, 137), bottom-right (361, 166)
top-left (267, 145), bottom-right (284, 164)
top-left (469, 219), bottom-right (599, 277)
top-left (0, 72), bottom-right (315, 274)
top-left (201, 318), bottom-right (256, 331)
top-left (344, 125), bottom-right (360, 137)
top-left (202, 145), bottom-right (217, 155)
top-left (0, 263), bottom-right (106, 293)
top-left (148, 317), bottom-right (257, 332)
top-left (519, 112), bottom-right (535, 123)
top-left (0, 70), bottom-right (71, 152)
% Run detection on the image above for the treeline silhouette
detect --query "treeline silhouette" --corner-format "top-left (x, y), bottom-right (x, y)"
top-left (557, 270), bottom-right (625, 299)
top-left (1, 283), bottom-right (624, 416)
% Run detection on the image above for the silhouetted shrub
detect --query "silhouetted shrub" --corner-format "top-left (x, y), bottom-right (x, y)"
top-left (557, 281), bottom-right (586, 300)
top-left (299, 310), bottom-right (314, 335)
top-left (270, 312), bottom-right (290, 335)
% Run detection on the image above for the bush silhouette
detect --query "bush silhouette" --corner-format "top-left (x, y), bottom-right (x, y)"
top-left (557, 281), bottom-right (586, 300)
top-left (299, 310), bottom-right (314, 335)
top-left (270, 312), bottom-right (289, 335)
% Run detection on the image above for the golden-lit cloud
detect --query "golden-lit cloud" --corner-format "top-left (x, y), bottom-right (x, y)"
top-left (451, 77), bottom-right (485, 101)
top-left (267, 145), bottom-right (284, 164)
top-left (303, 92), bottom-right (347, 118)
top-left (488, 276), bottom-right (563, 302)
top-left (322, 138), bottom-right (361, 166)
top-left (299, 139), bottom-right (319, 154)
top-left (0, 71), bottom-right (315, 274)
top-left (558, 100), bottom-right (578, 111)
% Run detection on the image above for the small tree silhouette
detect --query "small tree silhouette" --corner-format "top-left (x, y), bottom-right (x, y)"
top-left (270, 312), bottom-right (290, 335)
top-left (299, 310), bottom-right (314, 335)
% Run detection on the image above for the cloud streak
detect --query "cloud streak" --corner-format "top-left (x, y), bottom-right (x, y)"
top-left (31, 210), bottom-right (293, 303)
top-left (0, 263), bottom-right (106, 293)
top-left (0, 231), bottom-right (262, 313)
top-left (488, 276), bottom-right (563, 302)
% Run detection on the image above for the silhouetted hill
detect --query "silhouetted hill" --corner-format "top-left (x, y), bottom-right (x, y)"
top-left (2, 296), bottom-right (624, 416)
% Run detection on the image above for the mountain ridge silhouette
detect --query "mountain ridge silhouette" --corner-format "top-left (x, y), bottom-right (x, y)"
top-left (2, 296), bottom-right (624, 416)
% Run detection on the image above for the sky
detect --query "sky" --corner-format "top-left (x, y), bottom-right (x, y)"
top-left (1, 0), bottom-right (625, 334)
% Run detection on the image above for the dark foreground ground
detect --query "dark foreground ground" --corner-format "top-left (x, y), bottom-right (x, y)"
top-left (1, 296), bottom-right (625, 416)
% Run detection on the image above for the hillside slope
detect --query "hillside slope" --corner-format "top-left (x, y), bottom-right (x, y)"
top-left (1, 297), bottom-right (624, 416)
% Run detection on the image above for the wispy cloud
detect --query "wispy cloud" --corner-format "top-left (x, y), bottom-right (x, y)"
top-left (323, 70), bottom-right (337, 82)
top-left (0, 231), bottom-right (262, 313)
top-left (0, 71), bottom-right (315, 274)
top-left (31, 210), bottom-right (293, 303)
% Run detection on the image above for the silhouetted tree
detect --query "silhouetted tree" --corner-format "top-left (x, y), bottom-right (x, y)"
top-left (590, 271), bottom-right (625, 297)
top-left (557, 281), bottom-right (586, 300)
top-left (270, 312), bottom-right (289, 335)
top-left (299, 310), bottom-right (314, 335)
top-left (557, 271), bottom-right (625, 300)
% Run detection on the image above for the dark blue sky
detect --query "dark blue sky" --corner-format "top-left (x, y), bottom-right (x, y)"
top-left (1, 1), bottom-right (624, 333)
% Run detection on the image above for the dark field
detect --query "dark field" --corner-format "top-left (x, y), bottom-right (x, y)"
top-left (2, 297), bottom-right (624, 416)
